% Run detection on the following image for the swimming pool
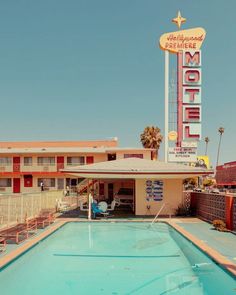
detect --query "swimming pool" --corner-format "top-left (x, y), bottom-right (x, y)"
top-left (0, 222), bottom-right (235, 294)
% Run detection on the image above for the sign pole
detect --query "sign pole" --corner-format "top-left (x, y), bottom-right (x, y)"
top-left (164, 50), bottom-right (169, 163)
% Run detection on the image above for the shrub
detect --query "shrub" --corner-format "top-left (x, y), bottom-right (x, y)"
top-left (212, 219), bottom-right (229, 232)
top-left (175, 204), bottom-right (191, 216)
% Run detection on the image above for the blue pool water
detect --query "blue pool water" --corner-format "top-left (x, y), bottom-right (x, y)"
top-left (0, 222), bottom-right (235, 295)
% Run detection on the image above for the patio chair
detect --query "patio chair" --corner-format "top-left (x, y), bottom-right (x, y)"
top-left (79, 201), bottom-right (89, 211)
top-left (0, 237), bottom-right (6, 252)
top-left (57, 199), bottom-right (71, 213)
top-left (91, 202), bottom-right (109, 219)
top-left (107, 200), bottom-right (116, 211)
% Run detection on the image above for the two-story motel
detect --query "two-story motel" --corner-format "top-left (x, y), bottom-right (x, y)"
top-left (0, 139), bottom-right (154, 194)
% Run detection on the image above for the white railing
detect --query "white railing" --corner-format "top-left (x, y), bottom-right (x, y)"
top-left (0, 190), bottom-right (63, 229)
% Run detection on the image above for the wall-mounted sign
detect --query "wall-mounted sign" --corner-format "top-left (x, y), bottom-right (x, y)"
top-left (146, 180), bottom-right (163, 201)
top-left (159, 28), bottom-right (206, 54)
top-left (168, 147), bottom-right (197, 162)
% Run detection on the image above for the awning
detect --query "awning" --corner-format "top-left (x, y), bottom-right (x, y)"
top-left (61, 158), bottom-right (214, 179)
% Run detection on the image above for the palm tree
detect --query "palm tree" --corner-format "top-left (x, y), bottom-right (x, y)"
top-left (216, 127), bottom-right (224, 167)
top-left (140, 126), bottom-right (163, 160)
top-left (204, 137), bottom-right (209, 155)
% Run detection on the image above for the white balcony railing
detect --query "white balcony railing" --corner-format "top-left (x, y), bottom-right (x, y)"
top-left (0, 161), bottom-right (88, 173)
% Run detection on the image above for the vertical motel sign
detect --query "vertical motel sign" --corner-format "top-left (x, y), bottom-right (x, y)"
top-left (159, 13), bottom-right (206, 161)
top-left (181, 50), bottom-right (202, 143)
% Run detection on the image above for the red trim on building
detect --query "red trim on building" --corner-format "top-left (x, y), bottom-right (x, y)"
top-left (0, 172), bottom-right (65, 176)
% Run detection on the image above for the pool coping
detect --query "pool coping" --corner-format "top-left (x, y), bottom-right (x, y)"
top-left (0, 217), bottom-right (235, 278)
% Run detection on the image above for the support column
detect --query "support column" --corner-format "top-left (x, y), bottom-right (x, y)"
top-left (87, 179), bottom-right (91, 220)
top-left (164, 50), bottom-right (169, 162)
top-left (225, 195), bottom-right (233, 230)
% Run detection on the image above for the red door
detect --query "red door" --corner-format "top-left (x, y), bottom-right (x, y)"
top-left (86, 156), bottom-right (94, 164)
top-left (24, 175), bottom-right (33, 187)
top-left (57, 157), bottom-right (64, 171)
top-left (13, 157), bottom-right (20, 172)
top-left (13, 178), bottom-right (21, 193)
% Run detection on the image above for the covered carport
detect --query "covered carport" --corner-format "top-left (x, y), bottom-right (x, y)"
top-left (62, 158), bottom-right (213, 218)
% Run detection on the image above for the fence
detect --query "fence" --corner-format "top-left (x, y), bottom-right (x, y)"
top-left (0, 190), bottom-right (64, 229)
top-left (186, 192), bottom-right (236, 231)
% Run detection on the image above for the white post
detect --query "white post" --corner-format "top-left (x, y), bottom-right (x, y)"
top-left (164, 50), bottom-right (169, 163)
top-left (7, 196), bottom-right (10, 227)
top-left (88, 193), bottom-right (92, 221)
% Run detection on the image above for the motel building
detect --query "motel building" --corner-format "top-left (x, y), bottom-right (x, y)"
top-left (216, 161), bottom-right (236, 191)
top-left (0, 139), bottom-right (154, 194)
top-left (0, 139), bottom-right (213, 216)
top-left (63, 157), bottom-right (212, 216)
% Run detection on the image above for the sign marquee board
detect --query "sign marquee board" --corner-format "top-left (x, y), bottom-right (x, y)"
top-left (159, 28), bottom-right (206, 54)
top-left (159, 12), bottom-right (206, 163)
top-left (168, 147), bottom-right (197, 162)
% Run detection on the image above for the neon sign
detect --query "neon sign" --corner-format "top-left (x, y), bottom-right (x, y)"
top-left (182, 50), bottom-right (202, 140)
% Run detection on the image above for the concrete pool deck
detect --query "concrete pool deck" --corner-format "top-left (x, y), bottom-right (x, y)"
top-left (0, 217), bottom-right (235, 278)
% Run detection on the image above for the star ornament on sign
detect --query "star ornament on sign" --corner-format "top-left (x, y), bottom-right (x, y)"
top-left (172, 11), bottom-right (186, 29)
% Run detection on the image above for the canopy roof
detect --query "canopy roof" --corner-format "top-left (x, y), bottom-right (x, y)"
top-left (62, 158), bottom-right (213, 179)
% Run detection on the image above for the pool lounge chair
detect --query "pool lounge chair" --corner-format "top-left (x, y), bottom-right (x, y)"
top-left (39, 209), bottom-right (56, 222)
top-left (33, 216), bottom-right (51, 229)
top-left (0, 220), bottom-right (37, 244)
top-left (33, 209), bottom-right (55, 228)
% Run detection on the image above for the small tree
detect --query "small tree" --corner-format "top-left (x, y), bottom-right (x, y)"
top-left (203, 178), bottom-right (214, 188)
top-left (140, 126), bottom-right (163, 159)
top-left (183, 178), bottom-right (197, 189)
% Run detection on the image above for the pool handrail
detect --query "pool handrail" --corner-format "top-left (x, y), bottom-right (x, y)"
top-left (150, 203), bottom-right (166, 226)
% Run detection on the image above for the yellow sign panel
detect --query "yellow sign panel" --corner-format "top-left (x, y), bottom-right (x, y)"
top-left (195, 156), bottom-right (210, 169)
top-left (159, 27), bottom-right (206, 54)
top-left (168, 131), bottom-right (178, 141)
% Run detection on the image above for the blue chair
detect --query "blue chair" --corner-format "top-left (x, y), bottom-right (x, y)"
top-left (91, 202), bottom-right (109, 218)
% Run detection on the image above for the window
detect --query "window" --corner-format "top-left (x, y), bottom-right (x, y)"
top-left (0, 157), bottom-right (12, 166)
top-left (108, 154), bottom-right (116, 161)
top-left (37, 178), bottom-right (55, 187)
top-left (67, 157), bottom-right (85, 166)
top-left (24, 157), bottom-right (32, 166)
top-left (124, 154), bottom-right (143, 159)
top-left (0, 178), bottom-right (12, 187)
top-left (37, 157), bottom-right (55, 166)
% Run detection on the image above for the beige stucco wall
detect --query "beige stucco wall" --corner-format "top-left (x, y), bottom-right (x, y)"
top-left (135, 178), bottom-right (183, 216)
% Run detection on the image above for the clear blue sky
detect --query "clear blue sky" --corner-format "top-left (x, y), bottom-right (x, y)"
top-left (0, 0), bottom-right (235, 166)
